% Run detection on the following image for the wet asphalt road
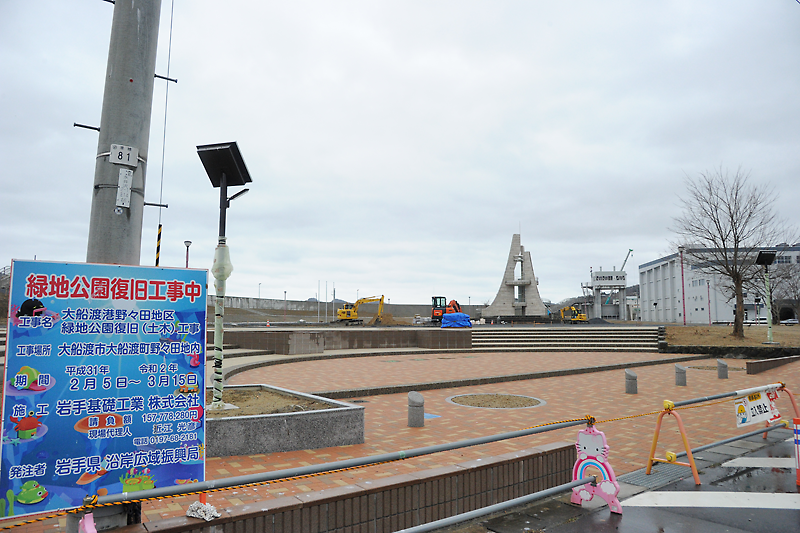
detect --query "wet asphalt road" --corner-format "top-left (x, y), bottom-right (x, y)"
top-left (436, 427), bottom-right (798, 533)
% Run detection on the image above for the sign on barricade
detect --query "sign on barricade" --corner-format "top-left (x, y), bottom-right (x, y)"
top-left (734, 388), bottom-right (781, 428)
top-left (1, 260), bottom-right (207, 519)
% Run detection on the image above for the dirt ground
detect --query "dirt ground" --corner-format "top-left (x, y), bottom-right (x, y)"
top-left (666, 323), bottom-right (800, 347)
top-left (449, 394), bottom-right (541, 409)
top-left (206, 388), bottom-right (334, 418)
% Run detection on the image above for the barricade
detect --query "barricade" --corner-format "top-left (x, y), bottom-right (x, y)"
top-left (646, 382), bottom-right (799, 485)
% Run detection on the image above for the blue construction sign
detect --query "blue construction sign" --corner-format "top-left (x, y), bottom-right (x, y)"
top-left (1, 260), bottom-right (207, 519)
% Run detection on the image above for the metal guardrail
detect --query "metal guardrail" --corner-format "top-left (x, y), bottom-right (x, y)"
top-left (93, 419), bottom-right (587, 505)
top-left (395, 476), bottom-right (597, 533)
top-left (672, 383), bottom-right (784, 408)
top-left (675, 422), bottom-right (788, 458)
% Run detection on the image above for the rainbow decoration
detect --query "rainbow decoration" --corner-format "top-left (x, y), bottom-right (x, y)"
top-left (570, 425), bottom-right (622, 515)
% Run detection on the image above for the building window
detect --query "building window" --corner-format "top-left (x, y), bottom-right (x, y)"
top-left (776, 255), bottom-right (792, 264)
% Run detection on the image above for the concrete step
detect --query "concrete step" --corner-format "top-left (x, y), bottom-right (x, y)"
top-left (471, 326), bottom-right (661, 352)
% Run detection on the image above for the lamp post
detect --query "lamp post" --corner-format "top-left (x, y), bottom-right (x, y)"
top-left (184, 240), bottom-right (192, 268)
top-left (197, 142), bottom-right (252, 409)
top-left (755, 250), bottom-right (778, 344)
top-left (678, 246), bottom-right (687, 325)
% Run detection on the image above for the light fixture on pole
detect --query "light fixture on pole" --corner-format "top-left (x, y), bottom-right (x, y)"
top-left (197, 141), bottom-right (252, 410)
top-left (755, 249), bottom-right (778, 344)
top-left (184, 240), bottom-right (192, 268)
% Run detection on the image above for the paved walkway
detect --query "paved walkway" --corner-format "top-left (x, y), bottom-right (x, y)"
top-left (5, 349), bottom-right (800, 532)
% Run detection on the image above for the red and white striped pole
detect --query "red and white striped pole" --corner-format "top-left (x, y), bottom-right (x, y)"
top-left (794, 418), bottom-right (800, 486)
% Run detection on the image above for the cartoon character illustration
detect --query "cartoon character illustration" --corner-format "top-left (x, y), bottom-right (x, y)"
top-left (9, 411), bottom-right (43, 440)
top-left (570, 425), bottom-right (622, 514)
top-left (15, 299), bottom-right (45, 318)
top-left (0, 481), bottom-right (49, 516)
top-left (766, 390), bottom-right (781, 423)
top-left (119, 468), bottom-right (156, 492)
top-left (14, 481), bottom-right (48, 504)
top-left (77, 459), bottom-right (109, 485)
top-left (14, 366), bottom-right (47, 392)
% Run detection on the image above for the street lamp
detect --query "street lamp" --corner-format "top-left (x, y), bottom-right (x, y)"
top-left (755, 249), bottom-right (778, 344)
top-left (196, 141), bottom-right (252, 409)
top-left (678, 246), bottom-right (686, 326)
top-left (184, 240), bottom-right (192, 268)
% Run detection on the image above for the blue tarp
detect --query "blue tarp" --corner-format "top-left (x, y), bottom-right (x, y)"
top-left (441, 312), bottom-right (472, 328)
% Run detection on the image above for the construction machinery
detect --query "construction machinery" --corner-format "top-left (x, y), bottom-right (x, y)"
top-left (431, 296), bottom-right (462, 322)
top-left (337, 295), bottom-right (384, 325)
top-left (605, 249), bottom-right (633, 305)
top-left (560, 305), bottom-right (588, 324)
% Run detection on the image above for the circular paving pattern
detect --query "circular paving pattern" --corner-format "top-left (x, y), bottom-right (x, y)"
top-left (446, 393), bottom-right (544, 409)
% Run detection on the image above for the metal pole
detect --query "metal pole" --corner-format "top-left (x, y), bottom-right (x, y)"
top-left (395, 477), bottom-right (596, 533)
top-left (675, 422), bottom-right (787, 458)
top-left (210, 173), bottom-right (231, 409)
top-left (87, 0), bottom-right (162, 265)
top-left (765, 265), bottom-right (774, 343)
top-left (155, 223), bottom-right (162, 266)
top-left (679, 247), bottom-right (687, 325)
top-left (672, 382), bottom-right (783, 408)
top-left (92, 419), bottom-right (586, 504)
top-left (707, 279), bottom-right (712, 325)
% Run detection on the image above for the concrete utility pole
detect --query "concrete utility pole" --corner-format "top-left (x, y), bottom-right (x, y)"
top-left (87, 0), bottom-right (162, 265)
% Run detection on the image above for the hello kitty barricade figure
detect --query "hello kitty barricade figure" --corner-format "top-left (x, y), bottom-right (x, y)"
top-left (570, 424), bottom-right (622, 514)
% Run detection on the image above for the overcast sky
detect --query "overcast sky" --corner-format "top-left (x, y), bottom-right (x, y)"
top-left (2, 1), bottom-right (799, 306)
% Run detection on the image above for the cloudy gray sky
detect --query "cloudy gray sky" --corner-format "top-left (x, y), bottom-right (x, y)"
top-left (2, 1), bottom-right (799, 306)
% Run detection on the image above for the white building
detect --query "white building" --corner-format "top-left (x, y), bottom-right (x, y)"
top-left (638, 246), bottom-right (800, 324)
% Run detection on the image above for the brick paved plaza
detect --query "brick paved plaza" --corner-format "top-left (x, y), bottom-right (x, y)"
top-left (6, 349), bottom-right (799, 532)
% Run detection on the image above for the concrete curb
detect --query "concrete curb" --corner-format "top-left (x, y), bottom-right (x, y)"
top-left (308, 353), bottom-right (718, 399)
top-left (665, 345), bottom-right (800, 358)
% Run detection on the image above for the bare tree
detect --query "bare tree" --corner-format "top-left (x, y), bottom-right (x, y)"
top-left (672, 168), bottom-right (787, 338)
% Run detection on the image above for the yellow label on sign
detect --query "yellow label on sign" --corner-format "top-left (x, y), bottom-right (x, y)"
top-left (748, 392), bottom-right (761, 402)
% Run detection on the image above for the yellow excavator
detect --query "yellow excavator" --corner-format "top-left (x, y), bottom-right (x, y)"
top-left (336, 295), bottom-right (385, 325)
top-left (560, 306), bottom-right (588, 324)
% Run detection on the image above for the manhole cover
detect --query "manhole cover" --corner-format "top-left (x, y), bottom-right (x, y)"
top-left (446, 393), bottom-right (544, 409)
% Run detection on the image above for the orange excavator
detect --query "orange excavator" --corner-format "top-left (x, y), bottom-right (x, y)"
top-left (431, 296), bottom-right (462, 322)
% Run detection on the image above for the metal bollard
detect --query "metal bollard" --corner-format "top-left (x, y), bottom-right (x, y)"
top-left (408, 391), bottom-right (425, 427)
top-left (625, 369), bottom-right (637, 394)
top-left (717, 359), bottom-right (728, 379)
top-left (675, 364), bottom-right (687, 386)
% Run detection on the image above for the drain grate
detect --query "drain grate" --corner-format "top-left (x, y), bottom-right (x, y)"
top-left (618, 462), bottom-right (694, 489)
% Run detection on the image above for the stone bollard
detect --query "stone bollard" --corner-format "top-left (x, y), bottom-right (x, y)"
top-left (408, 391), bottom-right (424, 427)
top-left (675, 364), bottom-right (687, 386)
top-left (625, 369), bottom-right (637, 394)
top-left (717, 359), bottom-right (728, 379)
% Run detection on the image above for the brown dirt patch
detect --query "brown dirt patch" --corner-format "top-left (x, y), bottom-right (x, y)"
top-left (449, 394), bottom-right (541, 409)
top-left (206, 388), bottom-right (334, 418)
top-left (666, 324), bottom-right (800, 347)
